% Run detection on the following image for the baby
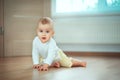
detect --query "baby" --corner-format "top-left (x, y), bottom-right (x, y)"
top-left (32, 17), bottom-right (86, 71)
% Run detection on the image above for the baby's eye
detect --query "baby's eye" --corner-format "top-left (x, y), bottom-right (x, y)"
top-left (46, 31), bottom-right (49, 33)
top-left (40, 30), bottom-right (43, 32)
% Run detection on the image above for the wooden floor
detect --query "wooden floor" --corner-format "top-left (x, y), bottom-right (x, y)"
top-left (0, 55), bottom-right (120, 80)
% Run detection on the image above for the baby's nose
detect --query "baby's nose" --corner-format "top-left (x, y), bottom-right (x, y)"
top-left (42, 32), bottom-right (46, 35)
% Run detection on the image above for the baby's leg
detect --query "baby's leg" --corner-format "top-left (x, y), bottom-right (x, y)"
top-left (51, 61), bottom-right (61, 68)
top-left (71, 58), bottom-right (86, 67)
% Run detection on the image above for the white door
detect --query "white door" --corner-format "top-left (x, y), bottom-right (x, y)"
top-left (4, 0), bottom-right (44, 56)
top-left (0, 0), bottom-right (4, 57)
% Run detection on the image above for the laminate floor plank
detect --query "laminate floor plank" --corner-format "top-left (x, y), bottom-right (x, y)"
top-left (0, 56), bottom-right (120, 80)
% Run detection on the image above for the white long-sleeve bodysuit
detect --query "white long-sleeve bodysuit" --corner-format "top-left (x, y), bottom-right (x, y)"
top-left (32, 36), bottom-right (60, 66)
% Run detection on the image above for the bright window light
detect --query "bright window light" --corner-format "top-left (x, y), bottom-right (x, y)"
top-left (52, 0), bottom-right (120, 16)
top-left (56, 0), bottom-right (98, 13)
top-left (107, 0), bottom-right (120, 7)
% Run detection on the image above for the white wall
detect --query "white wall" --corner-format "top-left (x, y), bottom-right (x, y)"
top-left (53, 16), bottom-right (120, 52)
top-left (53, 16), bottom-right (120, 44)
top-left (50, 0), bottom-right (120, 52)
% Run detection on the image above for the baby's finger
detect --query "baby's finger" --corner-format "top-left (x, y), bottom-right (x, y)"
top-left (38, 66), bottom-right (43, 71)
top-left (37, 65), bottom-right (40, 68)
top-left (43, 67), bottom-right (48, 71)
top-left (44, 68), bottom-right (48, 71)
top-left (33, 66), bottom-right (37, 69)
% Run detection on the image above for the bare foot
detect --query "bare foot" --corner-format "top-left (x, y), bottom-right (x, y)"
top-left (51, 62), bottom-right (60, 68)
top-left (80, 62), bottom-right (87, 67)
top-left (71, 59), bottom-right (87, 67)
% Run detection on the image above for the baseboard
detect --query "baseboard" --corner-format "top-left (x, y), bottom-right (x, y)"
top-left (65, 51), bottom-right (120, 57)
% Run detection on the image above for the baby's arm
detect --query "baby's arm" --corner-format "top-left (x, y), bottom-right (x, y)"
top-left (32, 39), bottom-right (40, 69)
top-left (37, 39), bottom-right (59, 71)
top-left (37, 50), bottom-right (56, 71)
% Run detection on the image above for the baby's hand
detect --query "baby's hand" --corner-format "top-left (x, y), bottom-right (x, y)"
top-left (38, 64), bottom-right (49, 71)
top-left (33, 64), bottom-right (41, 69)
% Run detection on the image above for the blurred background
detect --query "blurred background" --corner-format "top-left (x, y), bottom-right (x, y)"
top-left (0, 0), bottom-right (120, 57)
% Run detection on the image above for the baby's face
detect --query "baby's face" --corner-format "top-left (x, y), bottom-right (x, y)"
top-left (37, 24), bottom-right (54, 43)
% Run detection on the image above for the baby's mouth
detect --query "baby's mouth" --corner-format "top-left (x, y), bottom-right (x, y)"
top-left (42, 37), bottom-right (46, 40)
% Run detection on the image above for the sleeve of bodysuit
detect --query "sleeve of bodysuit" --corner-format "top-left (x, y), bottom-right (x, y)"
top-left (43, 39), bottom-right (58, 65)
top-left (32, 38), bottom-right (40, 65)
